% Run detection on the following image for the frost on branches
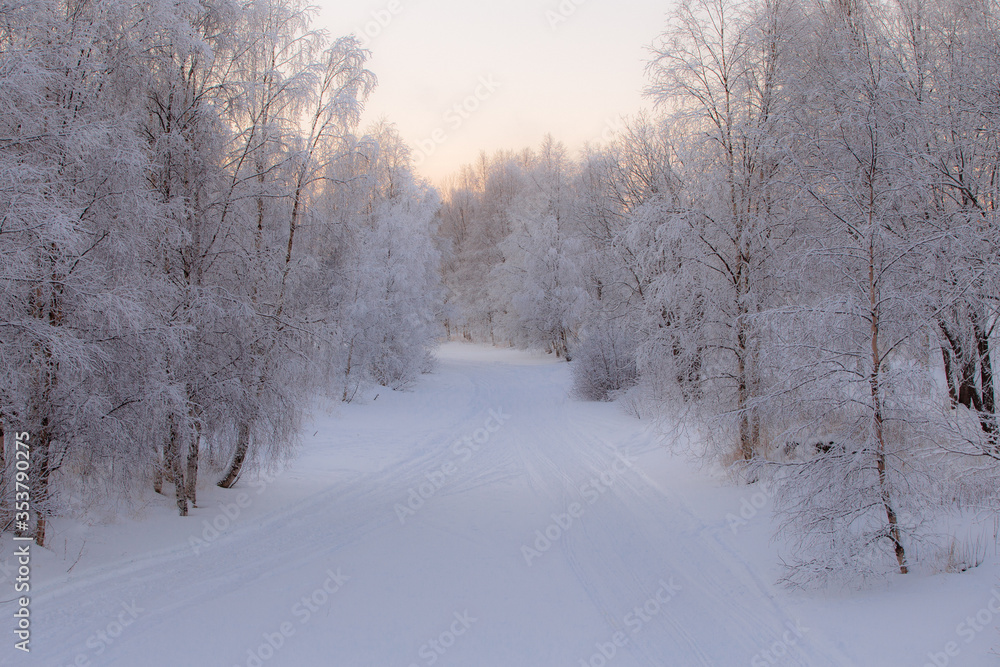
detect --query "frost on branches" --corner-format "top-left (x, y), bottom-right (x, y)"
top-left (0, 0), bottom-right (442, 537)
top-left (438, 0), bottom-right (1000, 585)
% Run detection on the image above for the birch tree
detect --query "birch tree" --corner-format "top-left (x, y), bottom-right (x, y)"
top-left (751, 0), bottom-right (941, 582)
top-left (646, 0), bottom-right (794, 460)
top-left (0, 0), bottom-right (162, 540)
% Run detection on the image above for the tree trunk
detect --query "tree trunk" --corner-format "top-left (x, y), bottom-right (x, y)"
top-left (342, 338), bottom-right (355, 402)
top-left (185, 428), bottom-right (199, 507)
top-left (939, 320), bottom-right (978, 409)
top-left (974, 318), bottom-right (997, 449)
top-left (554, 329), bottom-right (570, 360)
top-left (32, 424), bottom-right (52, 547)
top-left (166, 415), bottom-right (188, 516)
top-left (869, 232), bottom-right (907, 574)
top-left (736, 322), bottom-right (759, 461)
top-left (958, 354), bottom-right (978, 410)
top-left (153, 448), bottom-right (163, 494)
top-left (940, 341), bottom-right (959, 406)
top-left (218, 422), bottom-right (249, 489)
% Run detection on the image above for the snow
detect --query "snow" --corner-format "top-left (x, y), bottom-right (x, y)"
top-left (3, 343), bottom-right (998, 666)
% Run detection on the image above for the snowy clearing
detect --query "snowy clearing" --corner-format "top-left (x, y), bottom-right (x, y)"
top-left (3, 343), bottom-right (998, 666)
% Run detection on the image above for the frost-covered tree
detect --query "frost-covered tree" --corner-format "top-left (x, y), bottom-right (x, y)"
top-left (492, 137), bottom-right (588, 358)
top-left (909, 0), bottom-right (1000, 454)
top-left (570, 116), bottom-right (680, 401)
top-left (321, 124), bottom-right (443, 401)
top-left (0, 0), bottom-right (167, 542)
top-left (437, 0), bottom-right (1000, 585)
top-left (645, 0), bottom-right (796, 459)
top-left (438, 151), bottom-right (528, 344)
top-left (216, 22), bottom-right (376, 489)
top-left (750, 0), bottom-right (959, 582)
top-left (0, 0), bottom-right (440, 536)
top-left (439, 139), bottom-right (590, 357)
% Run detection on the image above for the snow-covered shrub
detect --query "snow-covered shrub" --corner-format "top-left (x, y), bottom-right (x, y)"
top-left (572, 318), bottom-right (639, 401)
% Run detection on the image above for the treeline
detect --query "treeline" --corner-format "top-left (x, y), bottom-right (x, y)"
top-left (0, 0), bottom-right (442, 543)
top-left (439, 0), bottom-right (1000, 584)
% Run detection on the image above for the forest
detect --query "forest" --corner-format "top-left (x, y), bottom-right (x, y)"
top-left (437, 0), bottom-right (1000, 584)
top-left (2, 0), bottom-right (1000, 587)
top-left (0, 0), bottom-right (443, 543)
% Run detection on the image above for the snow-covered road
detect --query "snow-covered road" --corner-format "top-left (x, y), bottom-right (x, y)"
top-left (5, 344), bottom-right (996, 666)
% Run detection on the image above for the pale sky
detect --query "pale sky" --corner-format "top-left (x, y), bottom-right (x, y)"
top-left (315, 0), bottom-right (668, 184)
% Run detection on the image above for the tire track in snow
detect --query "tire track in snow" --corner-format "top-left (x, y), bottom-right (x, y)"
top-left (491, 365), bottom-right (852, 666)
top-left (15, 355), bottom-right (507, 665)
top-left (10, 346), bottom-right (857, 666)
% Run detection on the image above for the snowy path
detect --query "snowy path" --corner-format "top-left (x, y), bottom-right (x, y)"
top-left (0, 344), bottom-right (941, 666)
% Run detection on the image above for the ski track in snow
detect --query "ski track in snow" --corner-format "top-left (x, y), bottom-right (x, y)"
top-left (7, 344), bottom-right (861, 666)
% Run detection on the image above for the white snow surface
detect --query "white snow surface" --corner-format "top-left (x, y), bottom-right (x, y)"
top-left (3, 343), bottom-right (999, 666)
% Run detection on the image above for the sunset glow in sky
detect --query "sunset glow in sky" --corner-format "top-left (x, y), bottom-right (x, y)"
top-left (316, 0), bottom-right (668, 184)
